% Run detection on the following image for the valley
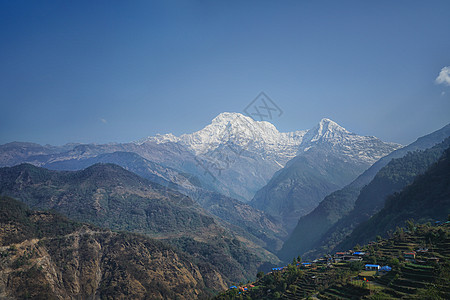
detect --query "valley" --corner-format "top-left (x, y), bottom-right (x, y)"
top-left (1, 114), bottom-right (449, 299)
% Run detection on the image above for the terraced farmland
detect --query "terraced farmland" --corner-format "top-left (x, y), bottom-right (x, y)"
top-left (216, 222), bottom-right (450, 299)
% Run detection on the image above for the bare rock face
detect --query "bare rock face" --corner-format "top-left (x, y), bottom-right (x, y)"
top-left (0, 198), bottom-right (227, 299)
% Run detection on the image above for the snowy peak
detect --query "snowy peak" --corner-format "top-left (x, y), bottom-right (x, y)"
top-left (136, 113), bottom-right (401, 167)
top-left (210, 112), bottom-right (280, 136)
top-left (180, 112), bottom-right (305, 156)
top-left (211, 112), bottom-right (251, 125)
top-left (299, 118), bottom-right (402, 165)
top-left (302, 118), bottom-right (349, 144)
top-left (316, 118), bottom-right (349, 135)
top-left (135, 133), bottom-right (180, 145)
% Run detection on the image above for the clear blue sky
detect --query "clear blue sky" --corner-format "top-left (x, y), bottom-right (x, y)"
top-left (1, 0), bottom-right (449, 145)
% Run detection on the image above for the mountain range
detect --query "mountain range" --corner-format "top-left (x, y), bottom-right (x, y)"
top-left (250, 118), bottom-right (401, 232)
top-left (3, 111), bottom-right (450, 298)
top-left (0, 114), bottom-right (401, 233)
top-left (279, 123), bottom-right (450, 261)
top-left (0, 163), bottom-right (267, 284)
top-left (31, 150), bottom-right (287, 253)
top-left (0, 113), bottom-right (400, 204)
top-left (337, 144), bottom-right (450, 250)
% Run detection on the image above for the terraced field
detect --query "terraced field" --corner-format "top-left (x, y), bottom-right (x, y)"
top-left (216, 223), bottom-right (450, 299)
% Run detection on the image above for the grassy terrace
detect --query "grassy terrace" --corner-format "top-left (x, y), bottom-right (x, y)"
top-left (215, 223), bottom-right (450, 299)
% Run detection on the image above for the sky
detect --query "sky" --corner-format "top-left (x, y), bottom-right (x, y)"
top-left (1, 0), bottom-right (449, 146)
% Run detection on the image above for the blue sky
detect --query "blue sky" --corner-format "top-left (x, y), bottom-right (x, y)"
top-left (1, 0), bottom-right (449, 145)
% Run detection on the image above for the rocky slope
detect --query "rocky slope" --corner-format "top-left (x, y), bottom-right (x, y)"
top-left (0, 196), bottom-right (226, 299)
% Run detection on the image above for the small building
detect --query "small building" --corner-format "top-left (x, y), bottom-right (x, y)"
top-left (301, 262), bottom-right (312, 268)
top-left (404, 252), bottom-right (416, 259)
top-left (353, 251), bottom-right (366, 256)
top-left (365, 264), bottom-right (381, 271)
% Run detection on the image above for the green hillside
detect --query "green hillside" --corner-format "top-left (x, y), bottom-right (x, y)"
top-left (0, 163), bottom-right (265, 284)
top-left (279, 129), bottom-right (450, 262)
top-left (338, 146), bottom-right (450, 250)
top-left (216, 222), bottom-right (450, 299)
top-left (0, 163), bottom-right (214, 236)
top-left (290, 138), bottom-right (450, 261)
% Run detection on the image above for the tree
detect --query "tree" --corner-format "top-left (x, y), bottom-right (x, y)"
top-left (257, 271), bottom-right (264, 279)
top-left (388, 258), bottom-right (400, 269)
top-left (406, 219), bottom-right (415, 232)
top-left (349, 261), bottom-right (364, 271)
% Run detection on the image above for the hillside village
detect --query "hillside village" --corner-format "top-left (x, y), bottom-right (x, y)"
top-left (216, 222), bottom-right (450, 299)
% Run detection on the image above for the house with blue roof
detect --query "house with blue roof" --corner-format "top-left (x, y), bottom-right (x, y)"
top-left (365, 264), bottom-right (381, 271)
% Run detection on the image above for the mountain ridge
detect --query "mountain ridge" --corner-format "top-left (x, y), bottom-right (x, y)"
top-left (250, 117), bottom-right (402, 232)
top-left (337, 144), bottom-right (450, 250)
top-left (279, 122), bottom-right (450, 261)
top-left (0, 163), bottom-right (268, 284)
top-left (0, 113), bottom-right (402, 203)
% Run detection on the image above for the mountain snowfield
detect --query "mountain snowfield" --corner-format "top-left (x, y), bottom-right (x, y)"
top-left (140, 113), bottom-right (400, 167)
top-left (139, 112), bottom-right (307, 166)
top-left (299, 118), bottom-right (402, 164)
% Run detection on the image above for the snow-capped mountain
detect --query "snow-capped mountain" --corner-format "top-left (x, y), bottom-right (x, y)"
top-left (135, 112), bottom-right (309, 200)
top-left (136, 113), bottom-right (402, 203)
top-left (140, 112), bottom-right (306, 166)
top-left (0, 112), bottom-right (401, 204)
top-left (299, 118), bottom-right (402, 164)
top-left (250, 118), bottom-right (403, 232)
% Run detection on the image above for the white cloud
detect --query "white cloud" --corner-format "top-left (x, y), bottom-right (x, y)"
top-left (436, 66), bottom-right (450, 86)
top-left (100, 118), bottom-right (108, 124)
